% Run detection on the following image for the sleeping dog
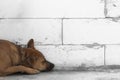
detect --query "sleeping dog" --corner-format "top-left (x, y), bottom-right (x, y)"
top-left (0, 39), bottom-right (54, 76)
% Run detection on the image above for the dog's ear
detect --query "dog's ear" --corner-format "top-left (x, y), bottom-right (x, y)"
top-left (27, 39), bottom-right (35, 49)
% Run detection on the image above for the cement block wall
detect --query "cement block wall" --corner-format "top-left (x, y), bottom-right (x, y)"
top-left (0, 0), bottom-right (120, 70)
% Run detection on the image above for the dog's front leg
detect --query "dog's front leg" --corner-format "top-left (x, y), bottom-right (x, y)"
top-left (2, 65), bottom-right (39, 76)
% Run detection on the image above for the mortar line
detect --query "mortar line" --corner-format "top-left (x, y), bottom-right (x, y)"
top-left (104, 0), bottom-right (108, 17)
top-left (61, 18), bottom-right (64, 45)
top-left (104, 45), bottom-right (106, 66)
top-left (20, 44), bottom-right (120, 46)
top-left (0, 17), bottom-right (106, 20)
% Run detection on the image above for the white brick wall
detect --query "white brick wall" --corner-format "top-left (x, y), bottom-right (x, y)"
top-left (106, 45), bottom-right (120, 65)
top-left (0, 19), bottom-right (61, 44)
top-left (0, 0), bottom-right (104, 18)
top-left (106, 0), bottom-right (120, 17)
top-left (0, 0), bottom-right (120, 69)
top-left (63, 19), bottom-right (120, 44)
top-left (36, 45), bottom-right (104, 68)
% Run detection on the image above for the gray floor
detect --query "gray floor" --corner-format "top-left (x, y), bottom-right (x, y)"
top-left (0, 71), bottom-right (120, 80)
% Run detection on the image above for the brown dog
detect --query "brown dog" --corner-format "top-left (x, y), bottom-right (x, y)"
top-left (0, 39), bottom-right (54, 76)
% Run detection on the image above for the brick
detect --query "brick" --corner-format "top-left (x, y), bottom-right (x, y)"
top-left (63, 19), bottom-right (120, 44)
top-left (36, 45), bottom-right (104, 68)
top-left (106, 45), bottom-right (120, 65)
top-left (0, 19), bottom-right (61, 44)
top-left (106, 0), bottom-right (120, 17)
top-left (0, 0), bottom-right (104, 18)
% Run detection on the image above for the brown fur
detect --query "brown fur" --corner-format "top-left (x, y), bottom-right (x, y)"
top-left (0, 39), bottom-right (54, 76)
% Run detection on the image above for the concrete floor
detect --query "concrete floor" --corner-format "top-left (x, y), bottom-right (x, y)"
top-left (0, 71), bottom-right (120, 80)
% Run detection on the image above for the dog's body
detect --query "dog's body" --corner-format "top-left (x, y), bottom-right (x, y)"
top-left (0, 39), bottom-right (54, 76)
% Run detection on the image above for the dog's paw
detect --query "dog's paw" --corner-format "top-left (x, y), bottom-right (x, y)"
top-left (32, 69), bottom-right (40, 74)
top-left (26, 69), bottom-right (40, 74)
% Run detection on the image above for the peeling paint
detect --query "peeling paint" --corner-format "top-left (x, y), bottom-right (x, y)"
top-left (45, 37), bottom-right (48, 40)
top-left (82, 43), bottom-right (104, 49)
top-left (113, 4), bottom-right (117, 7)
top-left (109, 17), bottom-right (120, 22)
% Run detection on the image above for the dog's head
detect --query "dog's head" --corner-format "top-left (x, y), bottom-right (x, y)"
top-left (22, 39), bottom-right (54, 72)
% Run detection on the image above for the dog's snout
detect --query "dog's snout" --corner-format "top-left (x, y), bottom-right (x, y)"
top-left (50, 63), bottom-right (54, 69)
top-left (41, 61), bottom-right (54, 72)
top-left (47, 62), bottom-right (54, 71)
